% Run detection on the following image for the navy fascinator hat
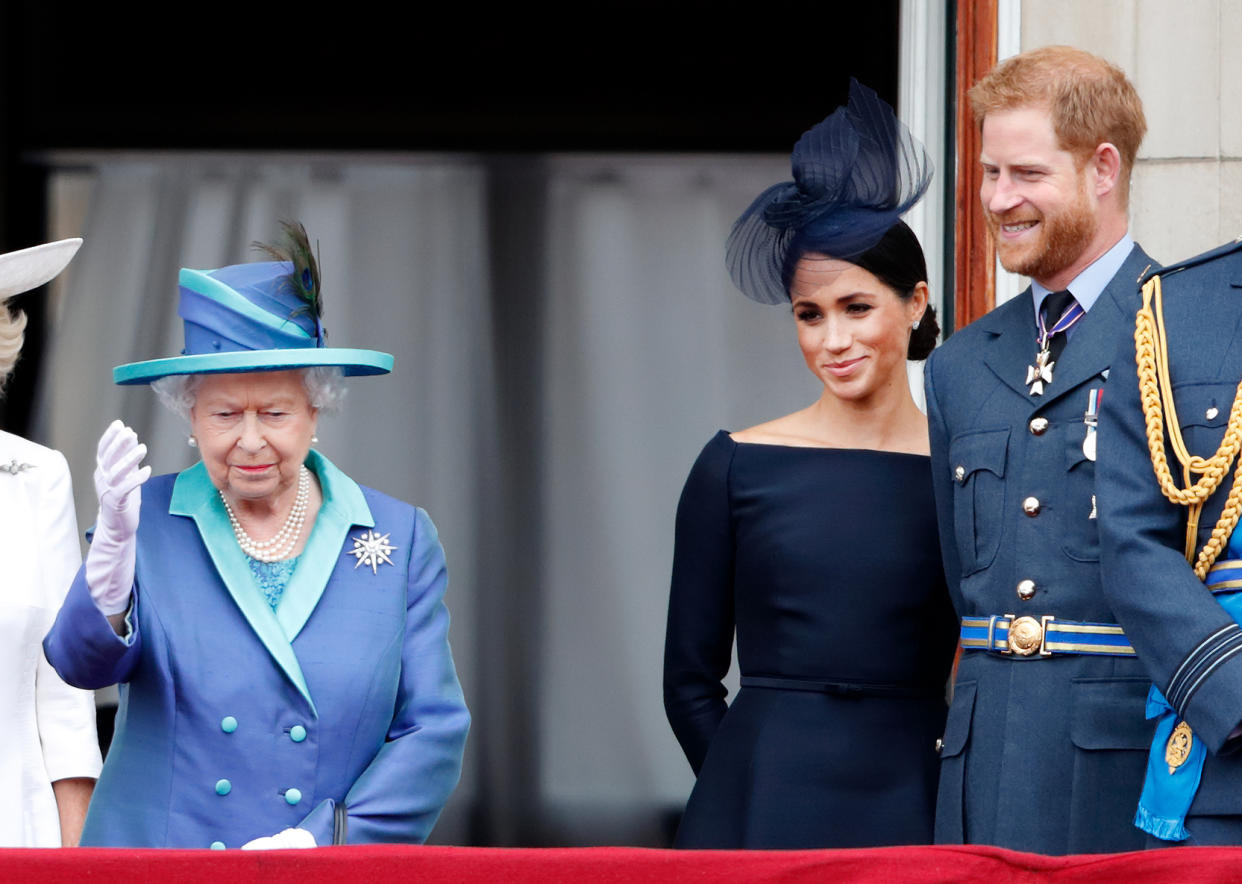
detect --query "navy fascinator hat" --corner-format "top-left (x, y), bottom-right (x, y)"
top-left (726, 79), bottom-right (933, 305)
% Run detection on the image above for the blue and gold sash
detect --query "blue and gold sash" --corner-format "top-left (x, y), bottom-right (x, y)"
top-left (1135, 545), bottom-right (1242, 841)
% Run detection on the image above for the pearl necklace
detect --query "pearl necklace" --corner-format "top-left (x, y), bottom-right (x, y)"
top-left (220, 467), bottom-right (310, 562)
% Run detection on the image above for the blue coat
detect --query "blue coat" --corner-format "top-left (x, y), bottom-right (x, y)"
top-left (1098, 240), bottom-right (1242, 844)
top-left (43, 451), bottom-right (469, 848)
top-left (924, 244), bottom-right (1156, 854)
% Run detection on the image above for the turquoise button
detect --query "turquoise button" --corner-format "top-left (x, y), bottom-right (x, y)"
top-left (215, 779), bottom-right (231, 796)
top-left (289, 725), bottom-right (307, 743)
top-left (221, 716), bottom-right (238, 733)
top-left (210, 841), bottom-right (226, 850)
top-left (284, 788), bottom-right (302, 806)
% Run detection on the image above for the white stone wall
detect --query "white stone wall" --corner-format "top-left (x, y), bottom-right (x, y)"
top-left (1021, 0), bottom-right (1241, 266)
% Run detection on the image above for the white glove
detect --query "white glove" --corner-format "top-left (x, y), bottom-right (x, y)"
top-left (84, 420), bottom-right (150, 615)
top-left (241, 827), bottom-right (317, 850)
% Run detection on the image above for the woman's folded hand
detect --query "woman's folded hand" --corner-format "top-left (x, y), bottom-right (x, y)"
top-left (240, 828), bottom-right (316, 850)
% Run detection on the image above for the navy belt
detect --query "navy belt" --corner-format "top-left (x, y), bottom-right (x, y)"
top-left (960, 614), bottom-right (1134, 657)
top-left (739, 675), bottom-right (942, 698)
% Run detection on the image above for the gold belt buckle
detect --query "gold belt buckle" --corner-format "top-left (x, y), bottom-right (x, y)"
top-left (1004, 614), bottom-right (1055, 656)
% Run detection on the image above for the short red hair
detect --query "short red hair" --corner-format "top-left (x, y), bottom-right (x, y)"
top-left (969, 46), bottom-right (1146, 203)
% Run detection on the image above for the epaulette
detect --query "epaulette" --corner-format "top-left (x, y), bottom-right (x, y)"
top-left (1139, 237), bottom-right (1242, 286)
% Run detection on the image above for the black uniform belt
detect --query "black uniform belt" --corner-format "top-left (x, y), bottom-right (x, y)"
top-left (960, 614), bottom-right (1134, 657)
top-left (739, 675), bottom-right (942, 698)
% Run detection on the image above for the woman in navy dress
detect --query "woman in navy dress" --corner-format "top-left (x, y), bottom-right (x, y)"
top-left (663, 81), bottom-right (957, 849)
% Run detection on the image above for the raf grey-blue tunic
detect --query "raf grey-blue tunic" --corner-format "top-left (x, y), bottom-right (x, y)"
top-left (925, 243), bottom-right (1157, 854)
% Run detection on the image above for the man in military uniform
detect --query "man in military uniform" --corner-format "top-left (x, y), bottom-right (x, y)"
top-left (925, 46), bottom-right (1157, 853)
top-left (1098, 239), bottom-right (1242, 846)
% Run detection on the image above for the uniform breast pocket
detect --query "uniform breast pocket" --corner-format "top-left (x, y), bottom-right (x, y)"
top-left (1061, 433), bottom-right (1100, 562)
top-left (1173, 380), bottom-right (1234, 464)
top-left (948, 429), bottom-right (1009, 576)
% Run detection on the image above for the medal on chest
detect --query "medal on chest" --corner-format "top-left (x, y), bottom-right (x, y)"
top-left (1026, 347), bottom-right (1054, 396)
top-left (1083, 387), bottom-right (1101, 461)
top-left (1027, 296), bottom-right (1085, 396)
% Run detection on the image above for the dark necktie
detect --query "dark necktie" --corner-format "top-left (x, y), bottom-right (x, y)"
top-left (1041, 289), bottom-right (1077, 368)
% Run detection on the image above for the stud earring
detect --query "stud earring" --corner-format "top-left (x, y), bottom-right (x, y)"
top-left (187, 435), bottom-right (198, 448)
top-left (311, 435), bottom-right (319, 444)
top-left (912, 319), bottom-right (921, 331)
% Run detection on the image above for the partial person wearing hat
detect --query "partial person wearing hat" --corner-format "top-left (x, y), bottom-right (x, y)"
top-left (924, 47), bottom-right (1157, 853)
top-left (0, 238), bottom-right (103, 846)
top-left (663, 80), bottom-right (957, 849)
top-left (43, 223), bottom-right (469, 848)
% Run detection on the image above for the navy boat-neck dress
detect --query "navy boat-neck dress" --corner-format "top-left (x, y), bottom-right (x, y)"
top-left (663, 430), bottom-right (957, 848)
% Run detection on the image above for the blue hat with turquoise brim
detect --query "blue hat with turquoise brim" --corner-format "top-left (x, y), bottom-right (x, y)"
top-left (113, 261), bottom-right (393, 385)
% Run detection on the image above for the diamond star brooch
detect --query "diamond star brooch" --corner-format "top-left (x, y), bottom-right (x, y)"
top-left (348, 529), bottom-right (397, 574)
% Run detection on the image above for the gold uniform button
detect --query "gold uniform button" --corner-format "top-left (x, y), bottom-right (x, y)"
top-left (1016, 579), bottom-right (1037, 601)
top-left (1022, 496), bottom-right (1041, 516)
top-left (954, 465), bottom-right (966, 483)
top-left (1029, 417), bottom-right (1049, 435)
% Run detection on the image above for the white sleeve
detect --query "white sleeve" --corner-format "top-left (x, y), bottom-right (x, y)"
top-left (35, 450), bottom-right (103, 783)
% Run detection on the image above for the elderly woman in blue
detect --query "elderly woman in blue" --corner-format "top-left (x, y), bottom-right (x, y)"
top-left (43, 224), bottom-right (469, 849)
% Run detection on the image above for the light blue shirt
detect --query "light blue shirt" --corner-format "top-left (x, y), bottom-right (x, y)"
top-left (1031, 233), bottom-right (1135, 334)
